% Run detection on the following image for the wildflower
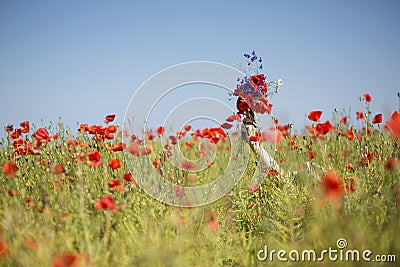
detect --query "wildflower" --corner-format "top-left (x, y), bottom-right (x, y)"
top-left (249, 135), bottom-right (259, 142)
top-left (111, 143), bottom-right (125, 152)
top-left (385, 157), bottom-right (399, 170)
top-left (268, 169), bottom-right (279, 176)
top-left (152, 158), bottom-right (161, 169)
top-left (20, 121), bottom-right (30, 133)
top-left (345, 176), bottom-right (357, 192)
top-left (346, 163), bottom-right (355, 170)
top-left (87, 151), bottom-right (102, 167)
top-left (25, 195), bottom-right (35, 208)
top-left (386, 111), bottom-right (400, 140)
top-left (108, 159), bottom-right (121, 170)
top-left (356, 111), bottom-right (364, 120)
top-left (221, 122), bottom-right (233, 129)
top-left (188, 176), bottom-right (197, 183)
top-left (2, 161), bottom-right (17, 178)
top-left (308, 110), bottom-right (323, 122)
top-left (261, 128), bottom-right (281, 144)
top-left (108, 179), bottom-right (121, 189)
top-left (277, 79), bottom-right (284, 86)
top-left (24, 236), bottom-right (38, 250)
top-left (174, 186), bottom-right (186, 198)
top-left (106, 125), bottom-right (118, 134)
top-left (248, 185), bottom-right (260, 193)
top-left (168, 135), bottom-right (177, 145)
top-left (372, 114), bottom-right (382, 124)
top-left (226, 114), bottom-right (235, 122)
top-left (34, 128), bottom-right (50, 146)
top-left (321, 170), bottom-right (344, 201)
top-left (236, 98), bottom-right (250, 113)
top-left (79, 123), bottom-right (89, 132)
top-left (53, 252), bottom-right (91, 267)
top-left (340, 117), bottom-right (347, 124)
top-left (205, 211), bottom-right (219, 230)
top-left (315, 121), bottom-right (334, 135)
top-left (180, 161), bottom-right (197, 171)
top-left (95, 195), bottom-right (115, 211)
top-left (185, 141), bottom-right (192, 147)
top-left (104, 114), bottom-right (116, 124)
top-left (122, 173), bottom-right (133, 182)
top-left (51, 164), bottom-right (65, 174)
top-left (0, 237), bottom-right (9, 259)
top-left (184, 125), bottom-right (191, 131)
top-left (363, 93), bottom-right (372, 102)
top-left (156, 126), bottom-right (165, 136)
top-left (9, 128), bottom-right (22, 139)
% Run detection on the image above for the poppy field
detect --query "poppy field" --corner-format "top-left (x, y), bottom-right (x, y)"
top-left (1, 94), bottom-right (399, 266)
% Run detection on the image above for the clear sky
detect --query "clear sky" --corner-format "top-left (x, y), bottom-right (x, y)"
top-left (1, 0), bottom-right (399, 134)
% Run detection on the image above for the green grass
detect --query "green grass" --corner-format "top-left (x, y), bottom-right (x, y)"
top-left (0, 119), bottom-right (399, 267)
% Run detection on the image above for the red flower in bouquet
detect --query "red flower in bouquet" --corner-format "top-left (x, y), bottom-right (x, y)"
top-left (233, 52), bottom-right (282, 115)
top-left (234, 74), bottom-right (273, 115)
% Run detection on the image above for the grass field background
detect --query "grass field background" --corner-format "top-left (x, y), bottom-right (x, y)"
top-left (1, 97), bottom-right (399, 266)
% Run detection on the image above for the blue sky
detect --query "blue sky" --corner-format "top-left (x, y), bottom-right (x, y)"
top-left (1, 0), bottom-right (399, 134)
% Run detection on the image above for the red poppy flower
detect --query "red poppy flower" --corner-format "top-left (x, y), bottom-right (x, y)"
top-left (308, 110), bottom-right (323, 122)
top-left (363, 93), bottom-right (372, 102)
top-left (386, 111), bottom-right (400, 140)
top-left (51, 164), bottom-right (65, 174)
top-left (53, 253), bottom-right (91, 267)
top-left (180, 161), bottom-right (197, 171)
top-left (174, 185), bottom-right (186, 198)
top-left (249, 135), bottom-right (259, 142)
top-left (372, 113), bottom-right (382, 124)
top-left (79, 124), bottom-right (89, 132)
top-left (168, 135), bottom-right (177, 145)
top-left (3, 161), bottom-right (17, 178)
top-left (33, 128), bottom-right (50, 145)
top-left (106, 125), bottom-right (118, 134)
top-left (20, 121), bottom-right (30, 133)
top-left (221, 122), bottom-right (233, 129)
top-left (108, 179), bottom-right (121, 189)
top-left (346, 163), bottom-right (355, 170)
top-left (177, 130), bottom-right (186, 137)
top-left (340, 117), bottom-right (347, 124)
top-left (108, 159), bottom-right (121, 170)
top-left (236, 97), bottom-right (250, 113)
top-left (308, 150), bottom-right (316, 160)
top-left (0, 237), bottom-right (9, 259)
top-left (104, 114), bottom-right (116, 124)
top-left (385, 157), bottom-right (399, 170)
top-left (111, 143), bottom-right (125, 152)
top-left (140, 144), bottom-right (153, 156)
top-left (95, 195), bottom-right (115, 211)
top-left (250, 74), bottom-right (266, 88)
top-left (356, 111), bottom-right (364, 120)
top-left (226, 114), bottom-right (235, 122)
top-left (157, 126), bottom-right (165, 136)
top-left (261, 128), bottom-right (281, 144)
top-left (184, 125), bottom-right (191, 131)
top-left (126, 143), bottom-right (140, 156)
top-left (87, 151), bottom-right (102, 167)
top-left (122, 173), bottom-right (133, 182)
top-left (205, 211), bottom-right (219, 230)
top-left (315, 121), bottom-right (334, 135)
top-left (23, 236), bottom-right (38, 250)
top-left (321, 170), bottom-right (344, 201)
top-left (248, 185), bottom-right (260, 193)
top-left (185, 141), bottom-right (192, 147)
top-left (208, 137), bottom-right (219, 144)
